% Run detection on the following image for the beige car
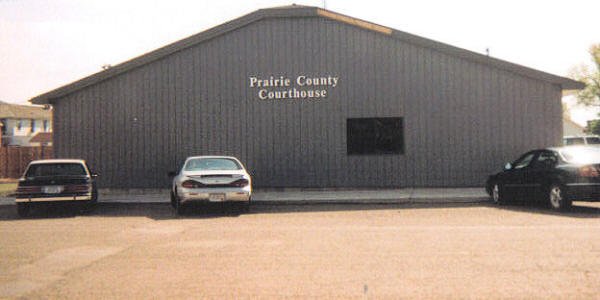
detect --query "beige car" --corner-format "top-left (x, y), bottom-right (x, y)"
top-left (170, 156), bottom-right (252, 214)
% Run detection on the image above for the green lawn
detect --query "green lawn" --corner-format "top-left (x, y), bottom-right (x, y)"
top-left (0, 183), bottom-right (17, 197)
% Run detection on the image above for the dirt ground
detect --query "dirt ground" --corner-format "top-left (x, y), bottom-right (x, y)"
top-left (1, 201), bottom-right (600, 299)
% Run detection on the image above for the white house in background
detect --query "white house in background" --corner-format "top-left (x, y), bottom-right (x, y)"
top-left (0, 101), bottom-right (52, 146)
top-left (563, 117), bottom-right (586, 136)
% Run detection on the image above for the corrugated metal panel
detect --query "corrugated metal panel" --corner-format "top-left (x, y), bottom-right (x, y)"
top-left (53, 16), bottom-right (563, 188)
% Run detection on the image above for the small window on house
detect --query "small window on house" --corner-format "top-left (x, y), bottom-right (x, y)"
top-left (0, 119), bottom-right (6, 135)
top-left (17, 120), bottom-right (22, 131)
top-left (347, 117), bottom-right (404, 155)
top-left (43, 120), bottom-right (49, 132)
top-left (30, 119), bottom-right (35, 133)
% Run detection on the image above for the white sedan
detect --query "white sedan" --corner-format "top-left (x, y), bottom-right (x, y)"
top-left (170, 156), bottom-right (252, 214)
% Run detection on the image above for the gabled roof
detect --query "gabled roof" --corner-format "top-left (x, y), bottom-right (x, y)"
top-left (563, 117), bottom-right (585, 130)
top-left (30, 5), bottom-right (584, 104)
top-left (0, 101), bottom-right (52, 119)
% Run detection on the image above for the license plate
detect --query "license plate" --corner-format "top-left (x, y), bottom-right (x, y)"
top-left (43, 186), bottom-right (64, 194)
top-left (208, 193), bottom-right (225, 202)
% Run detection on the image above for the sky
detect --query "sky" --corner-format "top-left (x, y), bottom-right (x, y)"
top-left (1, 0), bottom-right (599, 125)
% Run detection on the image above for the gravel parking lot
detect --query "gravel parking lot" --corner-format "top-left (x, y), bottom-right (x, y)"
top-left (1, 201), bottom-right (600, 298)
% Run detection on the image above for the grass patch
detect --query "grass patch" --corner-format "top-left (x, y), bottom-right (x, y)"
top-left (0, 183), bottom-right (17, 197)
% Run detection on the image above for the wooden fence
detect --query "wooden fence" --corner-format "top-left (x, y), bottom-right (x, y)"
top-left (0, 146), bottom-right (53, 179)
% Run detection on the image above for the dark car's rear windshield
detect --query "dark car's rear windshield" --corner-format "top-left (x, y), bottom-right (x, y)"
top-left (184, 158), bottom-right (242, 171)
top-left (25, 163), bottom-right (88, 177)
top-left (559, 147), bottom-right (600, 164)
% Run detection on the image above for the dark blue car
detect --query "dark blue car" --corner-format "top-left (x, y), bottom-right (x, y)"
top-left (486, 146), bottom-right (600, 210)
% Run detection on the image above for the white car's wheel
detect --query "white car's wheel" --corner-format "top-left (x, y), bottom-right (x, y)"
top-left (170, 190), bottom-right (177, 208)
top-left (242, 197), bottom-right (251, 213)
top-left (175, 194), bottom-right (185, 215)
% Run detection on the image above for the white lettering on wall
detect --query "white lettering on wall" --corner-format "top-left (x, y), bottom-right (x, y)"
top-left (248, 75), bottom-right (339, 100)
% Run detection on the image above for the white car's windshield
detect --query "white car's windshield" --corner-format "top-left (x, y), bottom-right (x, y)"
top-left (184, 158), bottom-right (242, 171)
top-left (559, 147), bottom-right (600, 164)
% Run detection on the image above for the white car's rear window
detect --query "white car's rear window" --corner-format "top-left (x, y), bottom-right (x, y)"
top-left (184, 158), bottom-right (242, 171)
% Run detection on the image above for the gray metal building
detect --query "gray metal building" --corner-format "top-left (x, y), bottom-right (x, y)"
top-left (31, 5), bottom-right (583, 188)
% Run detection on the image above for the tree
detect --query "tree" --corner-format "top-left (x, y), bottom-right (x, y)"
top-left (587, 119), bottom-right (600, 135)
top-left (570, 44), bottom-right (600, 106)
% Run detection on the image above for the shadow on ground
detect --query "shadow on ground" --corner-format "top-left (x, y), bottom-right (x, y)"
top-left (1, 201), bottom-right (599, 221)
top-left (492, 200), bottom-right (600, 219)
top-left (0, 202), bottom-right (484, 221)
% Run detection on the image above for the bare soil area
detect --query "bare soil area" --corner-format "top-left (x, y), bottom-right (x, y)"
top-left (1, 202), bottom-right (600, 298)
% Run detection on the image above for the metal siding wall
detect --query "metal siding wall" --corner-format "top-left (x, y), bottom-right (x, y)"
top-left (53, 101), bottom-right (65, 159)
top-left (51, 16), bottom-right (563, 188)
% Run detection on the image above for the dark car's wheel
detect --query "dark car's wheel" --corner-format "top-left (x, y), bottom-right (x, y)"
top-left (17, 203), bottom-right (30, 218)
top-left (81, 202), bottom-right (96, 214)
top-left (548, 184), bottom-right (571, 211)
top-left (82, 187), bottom-right (99, 214)
top-left (80, 188), bottom-right (98, 214)
top-left (491, 183), bottom-right (505, 205)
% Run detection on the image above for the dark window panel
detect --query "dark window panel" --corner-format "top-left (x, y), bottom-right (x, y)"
top-left (347, 117), bottom-right (404, 155)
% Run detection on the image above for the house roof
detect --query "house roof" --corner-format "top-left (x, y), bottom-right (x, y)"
top-left (563, 117), bottom-right (585, 130)
top-left (29, 132), bottom-right (53, 144)
top-left (30, 5), bottom-right (584, 105)
top-left (0, 101), bottom-right (52, 119)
